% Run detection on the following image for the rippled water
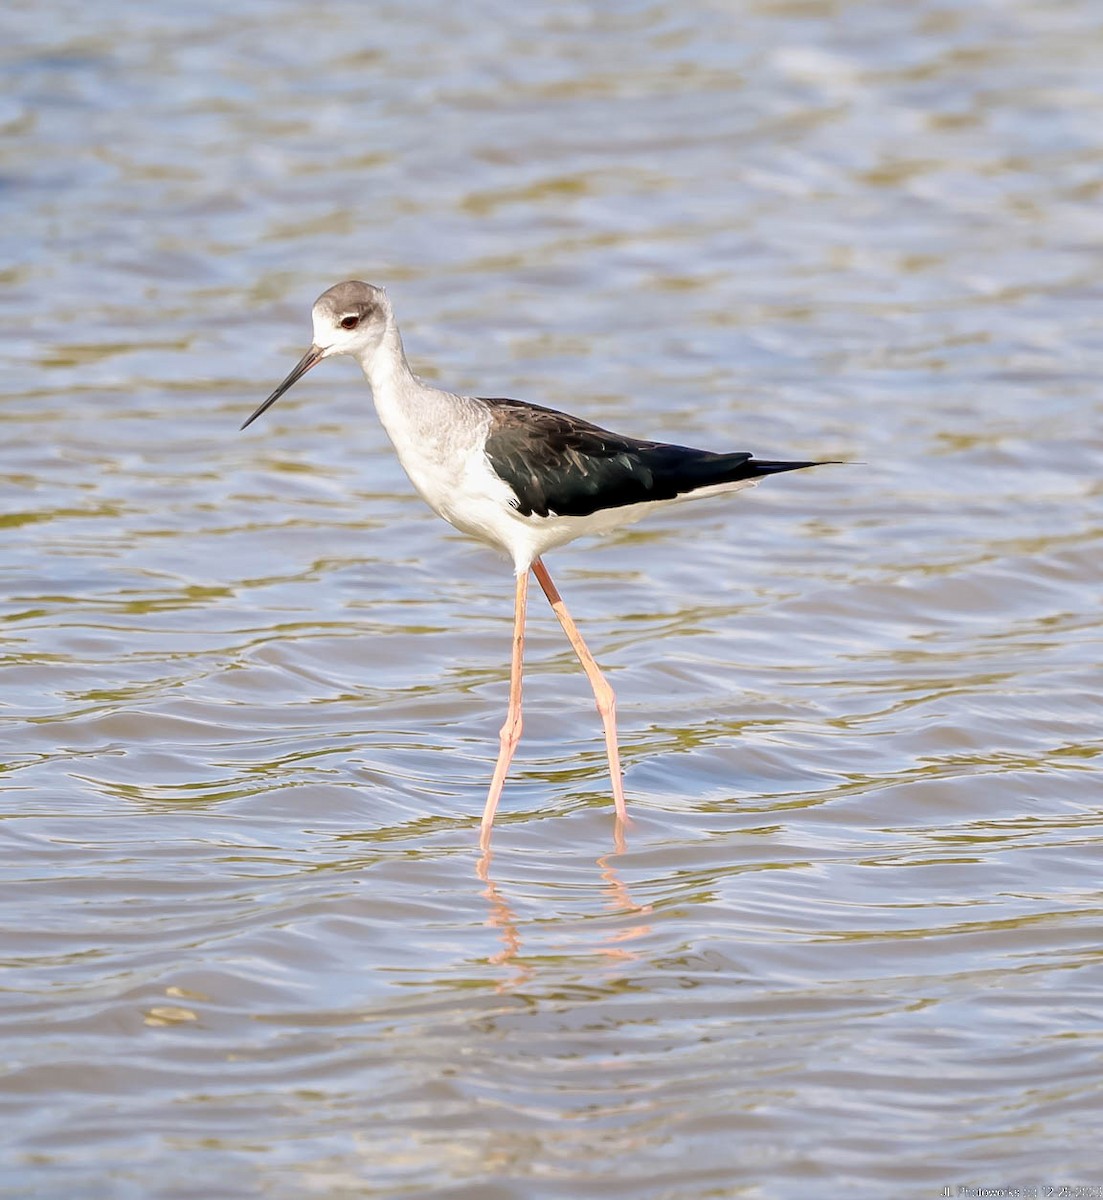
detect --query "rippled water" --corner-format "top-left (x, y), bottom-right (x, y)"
top-left (3, 1), bottom-right (1102, 1196)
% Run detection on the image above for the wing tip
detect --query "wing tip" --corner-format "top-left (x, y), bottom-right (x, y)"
top-left (749, 458), bottom-right (845, 476)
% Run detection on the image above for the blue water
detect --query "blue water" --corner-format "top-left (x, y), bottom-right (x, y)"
top-left (2, 1), bottom-right (1102, 1196)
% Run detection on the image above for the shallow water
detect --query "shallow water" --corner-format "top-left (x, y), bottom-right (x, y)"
top-left (2, 1), bottom-right (1102, 1196)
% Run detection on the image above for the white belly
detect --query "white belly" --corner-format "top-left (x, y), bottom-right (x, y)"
top-left (438, 469), bottom-right (762, 573)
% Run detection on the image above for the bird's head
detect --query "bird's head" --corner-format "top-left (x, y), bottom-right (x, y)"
top-left (311, 280), bottom-right (392, 361)
top-left (241, 280), bottom-right (392, 430)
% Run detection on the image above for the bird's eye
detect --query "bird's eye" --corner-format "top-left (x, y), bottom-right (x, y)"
top-left (340, 314), bottom-right (360, 330)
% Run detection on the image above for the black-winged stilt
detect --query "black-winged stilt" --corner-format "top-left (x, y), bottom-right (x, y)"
top-left (241, 281), bottom-right (829, 845)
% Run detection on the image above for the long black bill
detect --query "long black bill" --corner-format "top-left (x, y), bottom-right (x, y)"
top-left (240, 345), bottom-right (325, 431)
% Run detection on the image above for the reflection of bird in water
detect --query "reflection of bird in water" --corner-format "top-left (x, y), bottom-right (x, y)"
top-left (476, 847), bottom-right (532, 993)
top-left (597, 825), bottom-right (655, 958)
top-left (477, 839), bottom-right (652, 990)
top-left (243, 281), bottom-right (830, 845)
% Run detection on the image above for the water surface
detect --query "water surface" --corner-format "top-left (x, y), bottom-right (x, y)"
top-left (2, 1), bottom-right (1102, 1196)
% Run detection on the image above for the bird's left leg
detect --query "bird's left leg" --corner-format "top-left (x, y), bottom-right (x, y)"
top-left (481, 568), bottom-right (528, 846)
top-left (531, 558), bottom-right (628, 823)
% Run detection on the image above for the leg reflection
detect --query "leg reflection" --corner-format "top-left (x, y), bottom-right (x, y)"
top-left (476, 824), bottom-right (652, 987)
top-left (596, 822), bottom-right (653, 960)
top-left (476, 844), bottom-right (532, 992)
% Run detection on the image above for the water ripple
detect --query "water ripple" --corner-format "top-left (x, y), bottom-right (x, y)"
top-left (3, 0), bottom-right (1103, 1196)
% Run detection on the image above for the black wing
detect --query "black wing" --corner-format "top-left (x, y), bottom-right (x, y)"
top-left (480, 397), bottom-right (821, 519)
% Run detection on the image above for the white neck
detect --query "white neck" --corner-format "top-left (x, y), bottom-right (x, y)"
top-left (352, 321), bottom-right (439, 444)
top-left (358, 320), bottom-right (414, 399)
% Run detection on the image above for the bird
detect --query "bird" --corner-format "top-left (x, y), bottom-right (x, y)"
top-left (241, 281), bottom-right (829, 845)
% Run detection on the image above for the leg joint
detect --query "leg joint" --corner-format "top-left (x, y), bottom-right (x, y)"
top-left (499, 713), bottom-right (523, 747)
top-left (591, 674), bottom-right (615, 712)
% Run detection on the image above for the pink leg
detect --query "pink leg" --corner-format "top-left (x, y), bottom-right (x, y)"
top-left (481, 569), bottom-right (528, 847)
top-left (532, 558), bottom-right (628, 824)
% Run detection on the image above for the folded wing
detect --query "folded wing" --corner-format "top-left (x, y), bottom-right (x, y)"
top-left (480, 397), bottom-right (821, 519)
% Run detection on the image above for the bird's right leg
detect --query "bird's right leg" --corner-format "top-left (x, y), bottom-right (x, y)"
top-left (532, 557), bottom-right (628, 824)
top-left (481, 568), bottom-right (528, 847)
